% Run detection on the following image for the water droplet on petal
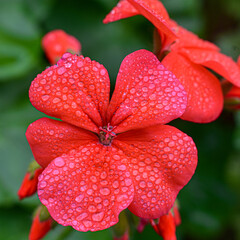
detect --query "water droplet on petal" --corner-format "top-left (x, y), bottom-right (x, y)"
top-left (54, 157), bottom-right (65, 167)
top-left (100, 187), bottom-right (110, 196)
top-left (75, 194), bottom-right (84, 203)
top-left (57, 66), bottom-right (66, 75)
top-left (92, 212), bottom-right (104, 222)
top-left (42, 95), bottom-right (49, 101)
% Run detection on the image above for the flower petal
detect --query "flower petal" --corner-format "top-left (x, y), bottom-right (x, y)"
top-left (113, 124), bottom-right (198, 218)
top-left (127, 0), bottom-right (177, 44)
top-left (162, 52), bottom-right (223, 123)
top-left (103, 0), bottom-right (138, 24)
top-left (170, 20), bottom-right (219, 52)
top-left (29, 53), bottom-right (110, 132)
top-left (26, 118), bottom-right (97, 168)
top-left (42, 30), bottom-right (81, 65)
top-left (103, 0), bottom-right (176, 45)
top-left (38, 143), bottom-right (134, 232)
top-left (179, 48), bottom-right (240, 87)
top-left (107, 49), bottom-right (187, 133)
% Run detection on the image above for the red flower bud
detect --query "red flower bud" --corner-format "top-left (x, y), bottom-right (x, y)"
top-left (150, 202), bottom-right (181, 240)
top-left (29, 205), bottom-right (53, 240)
top-left (42, 30), bottom-right (81, 64)
top-left (157, 212), bottom-right (176, 240)
top-left (18, 161), bottom-right (43, 200)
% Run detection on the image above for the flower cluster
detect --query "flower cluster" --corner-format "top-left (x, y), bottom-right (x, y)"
top-left (18, 0), bottom-right (240, 239)
top-left (104, 0), bottom-right (240, 123)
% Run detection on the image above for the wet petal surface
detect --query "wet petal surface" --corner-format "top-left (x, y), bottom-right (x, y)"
top-left (26, 118), bottom-right (97, 168)
top-left (179, 48), bottom-right (240, 87)
top-left (38, 143), bottom-right (134, 231)
top-left (107, 49), bottom-right (187, 133)
top-left (163, 52), bottom-right (223, 123)
top-left (170, 20), bottom-right (219, 52)
top-left (113, 125), bottom-right (197, 218)
top-left (128, 0), bottom-right (176, 44)
top-left (103, 0), bottom-right (138, 23)
top-left (29, 53), bottom-right (110, 132)
top-left (104, 0), bottom-right (176, 45)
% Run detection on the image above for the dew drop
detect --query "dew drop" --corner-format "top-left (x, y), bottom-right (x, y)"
top-left (57, 67), bottom-right (66, 75)
top-left (117, 194), bottom-right (128, 202)
top-left (77, 212), bottom-right (88, 221)
top-left (92, 212), bottom-right (104, 222)
top-left (39, 181), bottom-right (47, 188)
top-left (53, 97), bottom-right (61, 103)
top-left (83, 220), bottom-right (93, 228)
top-left (100, 69), bottom-right (106, 76)
top-left (100, 187), bottom-right (110, 196)
top-left (75, 194), bottom-right (84, 203)
top-left (117, 165), bottom-right (126, 170)
top-left (42, 95), bottom-right (49, 101)
top-left (54, 157), bottom-right (65, 167)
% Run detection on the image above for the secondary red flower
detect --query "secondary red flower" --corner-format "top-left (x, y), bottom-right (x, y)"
top-left (29, 205), bottom-right (53, 240)
top-left (150, 203), bottom-right (181, 240)
top-left (26, 49), bottom-right (197, 232)
top-left (103, 0), bottom-right (177, 49)
top-left (104, 0), bottom-right (240, 123)
top-left (224, 56), bottom-right (240, 110)
top-left (18, 161), bottom-right (43, 200)
top-left (42, 30), bottom-right (81, 65)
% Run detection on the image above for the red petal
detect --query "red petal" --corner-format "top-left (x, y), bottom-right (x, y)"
top-left (107, 49), bottom-right (187, 133)
top-left (158, 212), bottom-right (177, 240)
top-left (114, 124), bottom-right (198, 218)
top-left (29, 209), bottom-right (53, 240)
top-left (26, 118), bottom-right (97, 168)
top-left (169, 20), bottom-right (219, 52)
top-left (224, 85), bottom-right (240, 110)
top-left (173, 204), bottom-right (181, 226)
top-left (18, 169), bottom-right (43, 200)
top-left (127, 0), bottom-right (177, 44)
top-left (38, 143), bottom-right (134, 231)
top-left (42, 30), bottom-right (81, 65)
top-left (29, 53), bottom-right (110, 132)
top-left (162, 52), bottom-right (223, 123)
top-left (103, 0), bottom-right (138, 24)
top-left (179, 48), bottom-right (240, 87)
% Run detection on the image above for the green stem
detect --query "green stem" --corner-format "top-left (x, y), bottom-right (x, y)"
top-left (55, 226), bottom-right (74, 240)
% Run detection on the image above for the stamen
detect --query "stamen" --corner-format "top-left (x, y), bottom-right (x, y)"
top-left (99, 123), bottom-right (116, 146)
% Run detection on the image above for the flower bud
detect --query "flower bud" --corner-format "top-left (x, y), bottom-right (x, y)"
top-left (18, 160), bottom-right (43, 200)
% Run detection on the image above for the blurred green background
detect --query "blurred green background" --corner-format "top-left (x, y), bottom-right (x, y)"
top-left (0, 0), bottom-right (240, 239)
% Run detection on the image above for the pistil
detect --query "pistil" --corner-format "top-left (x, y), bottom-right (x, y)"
top-left (99, 123), bottom-right (116, 146)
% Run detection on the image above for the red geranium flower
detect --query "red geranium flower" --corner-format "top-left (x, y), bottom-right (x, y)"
top-left (150, 202), bottom-right (181, 240)
top-left (26, 49), bottom-right (197, 232)
top-left (104, 0), bottom-right (240, 123)
top-left (42, 30), bottom-right (81, 65)
top-left (224, 56), bottom-right (240, 109)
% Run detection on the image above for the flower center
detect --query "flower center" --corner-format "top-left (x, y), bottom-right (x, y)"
top-left (99, 123), bottom-right (116, 146)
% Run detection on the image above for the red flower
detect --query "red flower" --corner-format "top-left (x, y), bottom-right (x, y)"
top-left (18, 161), bottom-right (43, 200)
top-left (224, 56), bottom-right (240, 110)
top-left (104, 0), bottom-right (240, 123)
top-left (26, 49), bottom-right (197, 232)
top-left (29, 205), bottom-right (53, 240)
top-left (150, 203), bottom-right (181, 240)
top-left (103, 0), bottom-right (177, 49)
top-left (42, 30), bottom-right (81, 65)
